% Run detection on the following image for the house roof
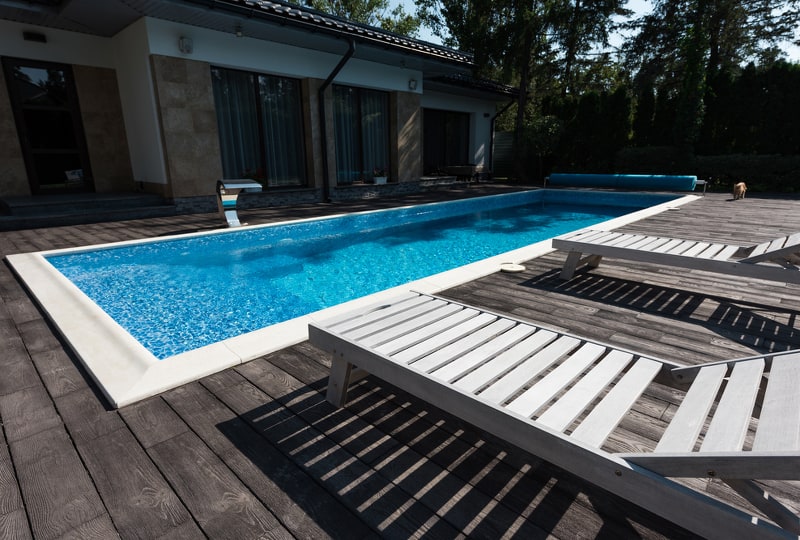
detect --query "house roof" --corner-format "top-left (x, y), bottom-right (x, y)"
top-left (424, 73), bottom-right (520, 100)
top-left (0, 0), bottom-right (475, 76)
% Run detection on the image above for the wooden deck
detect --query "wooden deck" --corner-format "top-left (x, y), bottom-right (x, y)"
top-left (1, 187), bottom-right (798, 539)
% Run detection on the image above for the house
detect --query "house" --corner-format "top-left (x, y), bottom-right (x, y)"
top-left (0, 0), bottom-right (518, 213)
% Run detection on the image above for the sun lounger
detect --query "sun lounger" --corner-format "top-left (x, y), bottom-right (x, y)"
top-left (552, 229), bottom-right (800, 283)
top-left (308, 292), bottom-right (800, 539)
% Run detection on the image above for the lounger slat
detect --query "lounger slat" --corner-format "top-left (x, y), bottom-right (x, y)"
top-left (624, 235), bottom-right (658, 250)
top-left (700, 359), bottom-right (764, 452)
top-left (612, 234), bottom-right (648, 248)
top-left (636, 237), bottom-right (673, 252)
top-left (678, 241), bottom-right (711, 257)
top-left (431, 323), bottom-right (536, 383)
top-left (655, 364), bottom-right (728, 453)
top-left (327, 292), bottom-right (431, 333)
top-left (661, 239), bottom-right (700, 255)
top-left (711, 244), bottom-right (741, 261)
top-left (753, 354), bottom-right (800, 451)
top-left (536, 350), bottom-right (633, 432)
top-left (390, 311), bottom-right (497, 364)
top-left (354, 300), bottom-right (457, 344)
top-left (505, 342), bottom-right (607, 418)
top-left (577, 230), bottom-right (619, 244)
top-left (579, 231), bottom-right (622, 246)
top-left (411, 318), bottom-right (517, 373)
top-left (570, 358), bottom-right (662, 448)
top-left (374, 308), bottom-right (480, 356)
top-left (651, 238), bottom-right (685, 253)
top-left (476, 336), bottom-right (580, 404)
top-left (748, 240), bottom-right (771, 258)
top-left (740, 234), bottom-right (800, 263)
top-left (695, 243), bottom-right (726, 259)
top-left (453, 329), bottom-right (559, 393)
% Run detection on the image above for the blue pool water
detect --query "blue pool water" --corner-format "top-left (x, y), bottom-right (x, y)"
top-left (47, 190), bottom-right (675, 359)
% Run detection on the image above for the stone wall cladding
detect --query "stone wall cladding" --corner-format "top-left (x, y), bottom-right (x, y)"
top-left (73, 65), bottom-right (134, 193)
top-left (150, 55), bottom-right (223, 199)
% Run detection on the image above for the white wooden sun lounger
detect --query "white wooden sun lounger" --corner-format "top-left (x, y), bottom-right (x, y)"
top-left (308, 292), bottom-right (800, 540)
top-left (552, 229), bottom-right (800, 283)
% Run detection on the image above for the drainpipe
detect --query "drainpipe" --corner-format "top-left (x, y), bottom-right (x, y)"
top-left (489, 99), bottom-right (515, 178)
top-left (319, 38), bottom-right (356, 202)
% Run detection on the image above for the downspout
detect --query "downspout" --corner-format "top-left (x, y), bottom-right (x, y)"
top-left (319, 38), bottom-right (356, 202)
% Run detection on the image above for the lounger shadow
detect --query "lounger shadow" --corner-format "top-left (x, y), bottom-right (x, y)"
top-left (309, 292), bottom-right (800, 539)
top-left (551, 230), bottom-right (800, 283)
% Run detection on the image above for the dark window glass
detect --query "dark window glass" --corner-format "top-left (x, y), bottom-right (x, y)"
top-left (333, 86), bottom-right (389, 184)
top-left (211, 67), bottom-right (307, 188)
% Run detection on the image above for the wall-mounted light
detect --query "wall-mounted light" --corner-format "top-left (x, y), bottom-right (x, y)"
top-left (235, 24), bottom-right (243, 38)
top-left (178, 36), bottom-right (193, 54)
top-left (408, 79), bottom-right (417, 91)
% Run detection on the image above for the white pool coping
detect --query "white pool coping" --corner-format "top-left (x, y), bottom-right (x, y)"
top-left (6, 193), bottom-right (698, 407)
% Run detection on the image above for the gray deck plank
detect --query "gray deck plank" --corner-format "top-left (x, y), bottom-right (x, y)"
top-left (146, 430), bottom-right (292, 540)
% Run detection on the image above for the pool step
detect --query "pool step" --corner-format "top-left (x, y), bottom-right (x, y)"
top-left (0, 192), bottom-right (177, 231)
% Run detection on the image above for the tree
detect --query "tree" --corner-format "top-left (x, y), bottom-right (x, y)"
top-left (623, 0), bottom-right (800, 149)
top-left (417, 0), bottom-right (627, 179)
top-left (301, 0), bottom-right (421, 37)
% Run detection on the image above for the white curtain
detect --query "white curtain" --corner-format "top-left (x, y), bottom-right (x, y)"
top-left (333, 86), bottom-right (389, 184)
top-left (361, 89), bottom-right (389, 177)
top-left (258, 76), bottom-right (306, 187)
top-left (211, 68), bottom-right (260, 179)
top-left (333, 86), bottom-right (359, 184)
top-left (212, 67), bottom-right (306, 187)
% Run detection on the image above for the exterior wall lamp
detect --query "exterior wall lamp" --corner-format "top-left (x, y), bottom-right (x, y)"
top-left (178, 36), bottom-right (193, 54)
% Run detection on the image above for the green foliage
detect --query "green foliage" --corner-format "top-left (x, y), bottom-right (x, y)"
top-left (694, 154), bottom-right (800, 192)
top-left (302, 0), bottom-right (421, 36)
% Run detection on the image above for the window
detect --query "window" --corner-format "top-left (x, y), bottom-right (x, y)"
top-left (211, 67), bottom-right (306, 188)
top-left (423, 109), bottom-right (470, 174)
top-left (3, 57), bottom-right (93, 193)
top-left (333, 85), bottom-right (390, 184)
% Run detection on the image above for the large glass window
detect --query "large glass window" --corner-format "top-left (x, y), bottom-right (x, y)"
top-left (333, 86), bottom-right (390, 184)
top-left (211, 67), bottom-right (306, 188)
top-left (423, 109), bottom-right (470, 174)
top-left (3, 57), bottom-right (93, 193)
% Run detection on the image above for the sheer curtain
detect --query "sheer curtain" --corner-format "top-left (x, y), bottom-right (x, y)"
top-left (211, 68), bottom-right (260, 179)
top-left (333, 86), bottom-right (359, 184)
top-left (333, 86), bottom-right (389, 184)
top-left (259, 76), bottom-right (306, 187)
top-left (360, 89), bottom-right (389, 177)
top-left (212, 67), bottom-right (307, 187)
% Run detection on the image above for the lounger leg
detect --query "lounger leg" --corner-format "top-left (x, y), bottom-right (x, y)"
top-left (560, 252), bottom-right (604, 280)
top-left (724, 479), bottom-right (800, 535)
top-left (559, 251), bottom-right (582, 279)
top-left (326, 355), bottom-right (354, 407)
top-left (586, 255), bottom-right (603, 269)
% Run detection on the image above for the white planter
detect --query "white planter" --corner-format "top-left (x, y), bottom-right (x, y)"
top-left (374, 176), bottom-right (387, 185)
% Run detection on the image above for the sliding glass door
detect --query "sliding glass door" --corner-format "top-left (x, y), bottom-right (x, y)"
top-left (3, 57), bottom-right (93, 193)
top-left (211, 67), bottom-right (307, 187)
top-left (333, 86), bottom-right (389, 184)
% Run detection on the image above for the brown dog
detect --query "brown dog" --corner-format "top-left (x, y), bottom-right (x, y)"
top-left (733, 182), bottom-right (747, 200)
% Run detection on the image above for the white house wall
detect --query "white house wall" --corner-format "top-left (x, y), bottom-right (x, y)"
top-left (114, 18), bottom-right (168, 186)
top-left (142, 17), bottom-right (423, 94)
top-left (0, 19), bottom-right (115, 67)
top-left (421, 91), bottom-right (495, 167)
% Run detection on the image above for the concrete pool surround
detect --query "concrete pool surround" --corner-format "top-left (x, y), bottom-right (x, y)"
top-left (7, 191), bottom-right (697, 407)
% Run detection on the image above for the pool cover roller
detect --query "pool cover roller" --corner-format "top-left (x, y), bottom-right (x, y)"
top-left (547, 173), bottom-right (698, 191)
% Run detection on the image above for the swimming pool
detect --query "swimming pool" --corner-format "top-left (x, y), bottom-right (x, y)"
top-left (8, 189), bottom-right (696, 406)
